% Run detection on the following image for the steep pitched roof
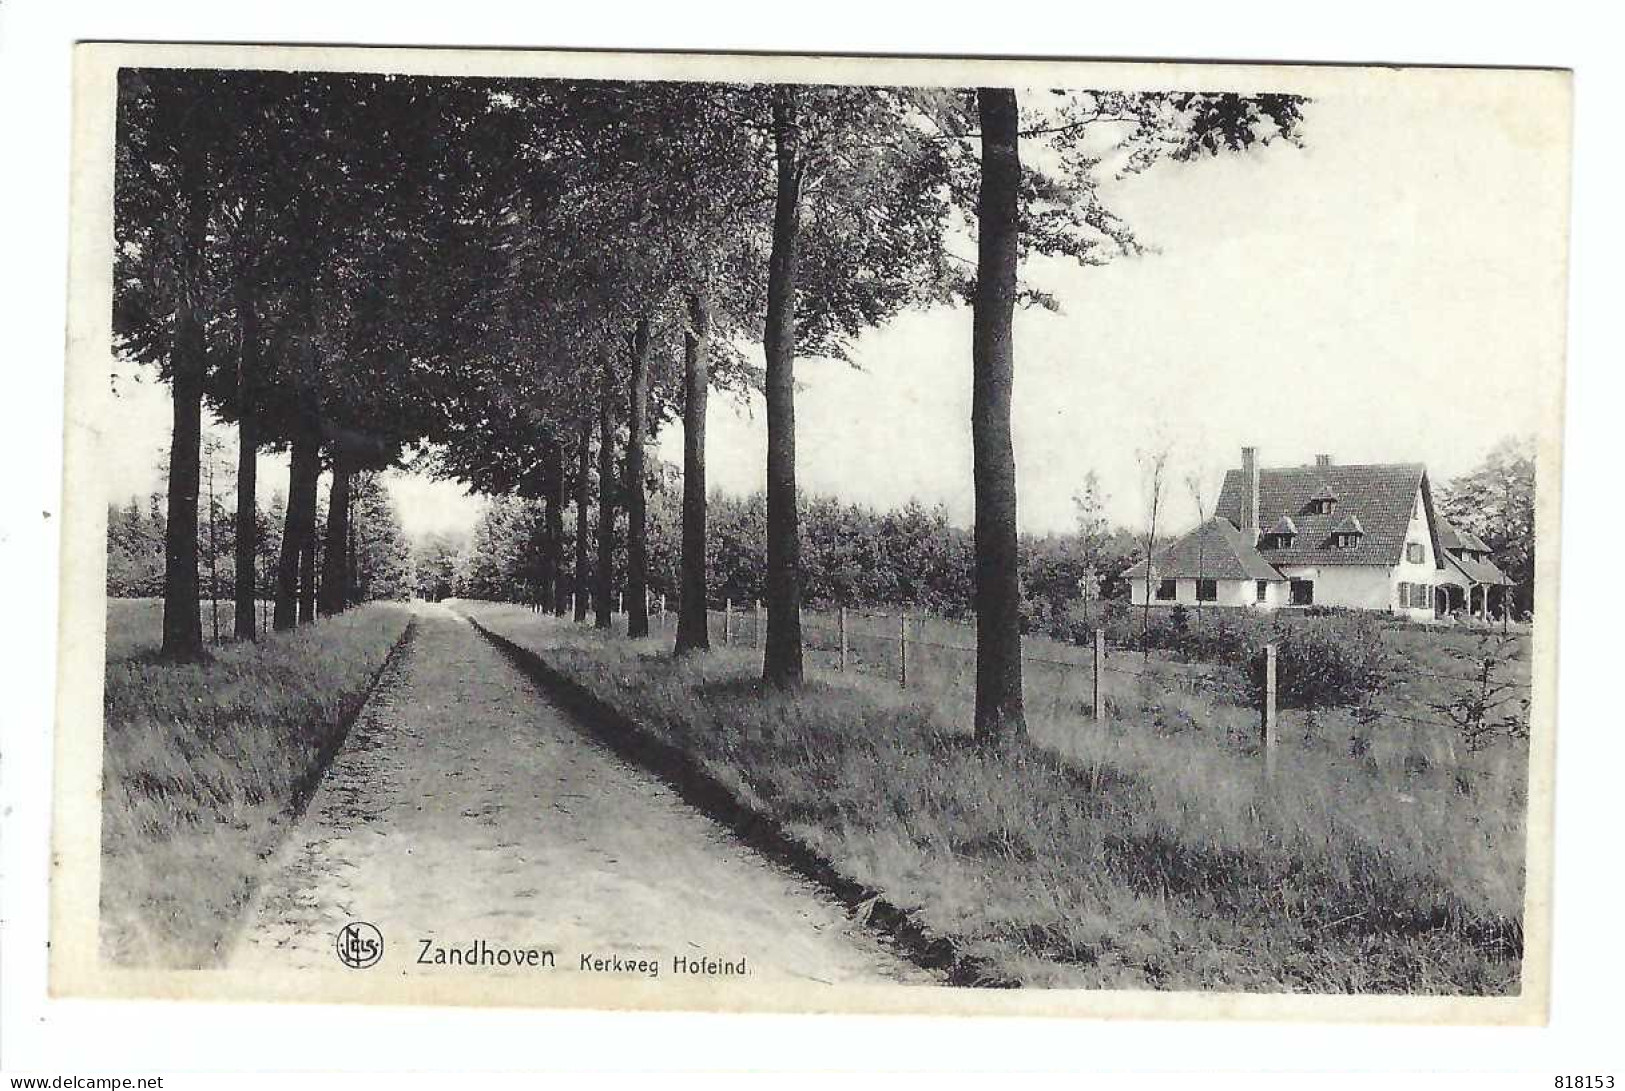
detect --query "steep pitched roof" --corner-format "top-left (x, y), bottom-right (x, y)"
top-left (1438, 516), bottom-right (1495, 557)
top-left (1445, 550), bottom-right (1513, 586)
top-left (1216, 462), bottom-right (1434, 567)
top-left (1332, 513), bottom-right (1365, 535)
top-left (1122, 516), bottom-right (1286, 582)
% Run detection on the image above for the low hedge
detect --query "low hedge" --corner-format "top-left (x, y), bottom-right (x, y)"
top-left (1079, 603), bottom-right (1395, 709)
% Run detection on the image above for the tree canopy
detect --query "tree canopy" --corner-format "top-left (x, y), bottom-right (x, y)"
top-left (112, 65), bottom-right (1310, 694)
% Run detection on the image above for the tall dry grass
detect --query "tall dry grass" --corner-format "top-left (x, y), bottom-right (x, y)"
top-left (466, 603), bottom-right (1524, 993)
top-left (100, 600), bottom-right (414, 967)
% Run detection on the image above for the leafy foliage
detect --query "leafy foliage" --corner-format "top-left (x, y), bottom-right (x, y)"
top-left (1103, 607), bottom-right (1398, 709)
top-left (433, 463), bottom-right (1153, 630)
top-left (1427, 634), bottom-right (1533, 752)
top-left (107, 469), bottom-right (410, 606)
top-left (1437, 437), bottom-right (1537, 616)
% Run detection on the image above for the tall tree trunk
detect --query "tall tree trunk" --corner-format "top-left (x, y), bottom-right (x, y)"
top-left (159, 156), bottom-right (209, 660)
top-left (762, 85), bottom-right (805, 688)
top-left (233, 277), bottom-right (259, 641)
top-left (971, 87), bottom-right (1027, 746)
top-left (533, 514), bottom-right (553, 613)
top-left (675, 289), bottom-right (712, 655)
top-left (535, 453), bottom-right (556, 613)
top-left (273, 435), bottom-right (318, 631)
top-left (299, 527), bottom-right (316, 624)
top-left (318, 450), bottom-right (351, 616)
top-left (573, 418), bottom-right (591, 622)
top-left (625, 317), bottom-right (652, 639)
top-left (347, 487), bottom-right (358, 605)
top-left (297, 444), bottom-right (320, 624)
top-left (595, 365), bottom-right (616, 630)
top-left (547, 436), bottom-right (567, 616)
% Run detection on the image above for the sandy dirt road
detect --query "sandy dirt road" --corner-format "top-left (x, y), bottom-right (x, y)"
top-left (231, 605), bottom-right (928, 988)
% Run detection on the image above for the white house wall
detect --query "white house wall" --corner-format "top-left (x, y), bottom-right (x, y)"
top-left (1129, 577), bottom-right (1282, 609)
top-left (1391, 485), bottom-right (1445, 618)
top-left (1275, 564), bottom-right (1394, 610)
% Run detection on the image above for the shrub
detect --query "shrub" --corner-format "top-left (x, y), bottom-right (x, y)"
top-left (1265, 612), bottom-right (1396, 708)
top-left (1118, 607), bottom-right (1269, 667)
top-left (1104, 606), bottom-right (1394, 710)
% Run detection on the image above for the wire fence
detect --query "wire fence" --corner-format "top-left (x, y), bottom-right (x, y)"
top-left (552, 591), bottom-right (1535, 778)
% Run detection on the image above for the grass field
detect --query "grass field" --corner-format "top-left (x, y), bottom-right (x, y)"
top-left (105, 597), bottom-right (283, 662)
top-left (467, 602), bottom-right (1527, 993)
top-left (647, 603), bottom-right (1530, 793)
top-left (100, 597), bottom-right (414, 967)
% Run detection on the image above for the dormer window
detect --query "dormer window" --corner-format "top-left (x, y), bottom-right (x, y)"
top-left (1262, 515), bottom-right (1298, 550)
top-left (1329, 513), bottom-right (1364, 550)
top-left (1307, 481), bottom-right (1340, 516)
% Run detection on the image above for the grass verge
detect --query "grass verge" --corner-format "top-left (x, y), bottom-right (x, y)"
top-left (99, 601), bottom-right (415, 967)
top-left (464, 602), bottom-right (1524, 994)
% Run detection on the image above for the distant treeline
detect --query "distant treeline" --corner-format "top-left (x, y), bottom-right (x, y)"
top-left (422, 433), bottom-right (1539, 636)
top-left (422, 473), bottom-right (1150, 637)
top-left (108, 471), bottom-right (412, 605)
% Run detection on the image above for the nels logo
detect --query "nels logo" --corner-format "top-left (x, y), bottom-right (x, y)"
top-left (336, 921), bottom-right (384, 969)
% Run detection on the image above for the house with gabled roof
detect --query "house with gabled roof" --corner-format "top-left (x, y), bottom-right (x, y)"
top-left (1125, 448), bottom-right (1514, 619)
top-left (1436, 517), bottom-right (1513, 618)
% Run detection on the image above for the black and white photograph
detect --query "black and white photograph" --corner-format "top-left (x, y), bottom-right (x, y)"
top-left (48, 43), bottom-right (1568, 1023)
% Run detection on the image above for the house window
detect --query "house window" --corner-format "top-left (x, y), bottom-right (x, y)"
top-left (1196, 579), bottom-right (1218, 602)
top-left (1290, 579), bottom-right (1314, 606)
top-left (1334, 533), bottom-right (1359, 549)
top-left (1406, 542), bottom-right (1425, 564)
top-left (1311, 499), bottom-right (1336, 515)
top-left (1268, 533), bottom-right (1295, 550)
top-left (1255, 580), bottom-right (1269, 603)
top-left (1156, 578), bottom-right (1176, 601)
top-left (1400, 582), bottom-right (1432, 609)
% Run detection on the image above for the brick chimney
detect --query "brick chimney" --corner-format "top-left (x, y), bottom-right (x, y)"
top-left (1241, 447), bottom-right (1260, 543)
top-left (1315, 453), bottom-right (1333, 469)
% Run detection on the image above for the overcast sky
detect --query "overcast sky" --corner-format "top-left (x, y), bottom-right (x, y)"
top-left (102, 74), bottom-right (1568, 541)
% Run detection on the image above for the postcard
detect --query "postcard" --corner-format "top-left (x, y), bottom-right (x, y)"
top-left (55, 42), bottom-right (1570, 1023)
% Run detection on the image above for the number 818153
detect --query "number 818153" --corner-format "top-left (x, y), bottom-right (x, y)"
top-left (1555, 1078), bottom-right (1614, 1089)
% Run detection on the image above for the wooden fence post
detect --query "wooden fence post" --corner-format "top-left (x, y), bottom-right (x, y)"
top-left (755, 599), bottom-right (763, 649)
top-left (899, 613), bottom-right (908, 688)
top-left (724, 599), bottom-right (732, 647)
top-left (1261, 642), bottom-right (1278, 781)
top-left (1093, 628), bottom-right (1106, 720)
top-left (617, 590), bottom-right (623, 616)
top-left (838, 607), bottom-right (848, 672)
top-left (569, 593), bottom-right (576, 619)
